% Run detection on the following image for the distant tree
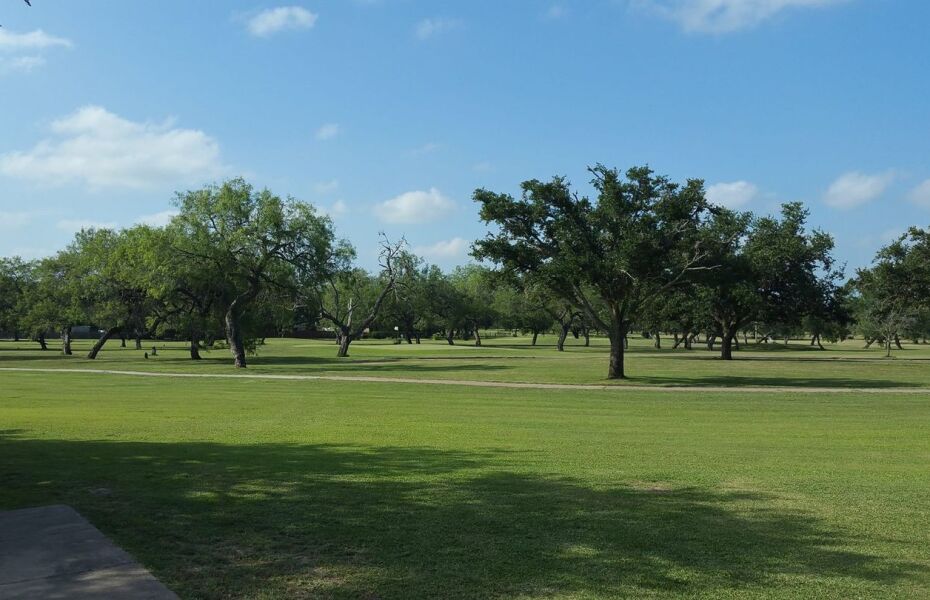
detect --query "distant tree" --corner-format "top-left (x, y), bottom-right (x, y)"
top-left (172, 179), bottom-right (335, 367)
top-left (853, 227), bottom-right (930, 356)
top-left (696, 203), bottom-right (840, 360)
top-left (474, 165), bottom-right (711, 378)
top-left (306, 236), bottom-right (403, 357)
top-left (0, 256), bottom-right (31, 340)
top-left (450, 265), bottom-right (497, 346)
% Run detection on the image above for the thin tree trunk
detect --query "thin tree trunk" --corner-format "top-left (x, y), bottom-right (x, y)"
top-left (337, 332), bottom-right (352, 357)
top-left (583, 328), bottom-right (590, 347)
top-left (707, 335), bottom-right (716, 351)
top-left (135, 335), bottom-right (142, 350)
top-left (531, 330), bottom-right (539, 346)
top-left (894, 335), bottom-right (903, 350)
top-left (36, 333), bottom-right (47, 351)
top-left (446, 329), bottom-right (455, 345)
top-left (189, 324), bottom-right (201, 360)
top-left (120, 336), bottom-right (126, 348)
top-left (87, 326), bottom-right (121, 359)
top-left (556, 323), bottom-right (569, 351)
top-left (225, 309), bottom-right (247, 368)
top-left (653, 330), bottom-right (661, 349)
top-left (61, 326), bottom-right (72, 355)
top-left (864, 337), bottom-right (876, 349)
top-left (474, 326), bottom-right (482, 347)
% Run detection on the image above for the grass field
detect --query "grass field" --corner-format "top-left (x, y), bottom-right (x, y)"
top-left (2, 336), bottom-right (930, 598)
top-left (4, 333), bottom-right (930, 388)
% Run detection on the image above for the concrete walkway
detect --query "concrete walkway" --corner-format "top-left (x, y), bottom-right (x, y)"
top-left (2, 366), bottom-right (930, 394)
top-left (0, 505), bottom-right (177, 599)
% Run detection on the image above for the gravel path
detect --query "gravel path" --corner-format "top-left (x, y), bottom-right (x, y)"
top-left (2, 366), bottom-right (929, 394)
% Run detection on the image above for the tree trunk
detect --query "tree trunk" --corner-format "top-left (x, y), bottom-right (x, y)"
top-left (120, 336), bottom-right (126, 348)
top-left (474, 327), bottom-right (482, 347)
top-left (720, 324), bottom-right (737, 360)
top-left (894, 335), bottom-right (903, 350)
top-left (87, 326), bottom-right (121, 359)
top-left (653, 330), bottom-right (661, 349)
top-left (556, 323), bottom-right (569, 351)
top-left (225, 310), bottom-right (247, 368)
top-left (707, 335), bottom-right (716, 351)
top-left (135, 335), bottom-right (142, 350)
top-left (864, 337), bottom-right (876, 349)
top-left (583, 328), bottom-right (590, 347)
top-left (445, 329), bottom-right (455, 345)
top-left (415, 333), bottom-right (421, 344)
top-left (531, 330), bottom-right (539, 346)
top-left (61, 326), bottom-right (72, 355)
top-left (337, 333), bottom-right (352, 357)
top-left (36, 334), bottom-right (47, 351)
top-left (608, 332), bottom-right (624, 379)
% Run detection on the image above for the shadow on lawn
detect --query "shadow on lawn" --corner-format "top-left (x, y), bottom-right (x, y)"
top-left (631, 375), bottom-right (916, 388)
top-left (1, 434), bottom-right (923, 599)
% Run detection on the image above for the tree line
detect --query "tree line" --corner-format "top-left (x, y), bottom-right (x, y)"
top-left (2, 168), bottom-right (929, 378)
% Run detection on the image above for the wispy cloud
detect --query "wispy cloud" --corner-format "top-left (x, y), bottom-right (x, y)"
top-left (545, 5), bottom-right (569, 19)
top-left (908, 179), bottom-right (930, 209)
top-left (315, 122), bottom-right (340, 141)
top-left (409, 142), bottom-right (442, 156)
top-left (635, 0), bottom-right (846, 34)
top-left (0, 105), bottom-right (226, 189)
top-left (0, 55), bottom-right (45, 74)
top-left (823, 170), bottom-right (895, 209)
top-left (0, 29), bottom-right (72, 50)
top-left (375, 188), bottom-right (456, 224)
top-left (246, 6), bottom-right (318, 37)
top-left (312, 179), bottom-right (340, 194)
top-left (415, 17), bottom-right (462, 40)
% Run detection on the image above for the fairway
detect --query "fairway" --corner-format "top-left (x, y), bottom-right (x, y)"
top-left (2, 340), bottom-right (929, 598)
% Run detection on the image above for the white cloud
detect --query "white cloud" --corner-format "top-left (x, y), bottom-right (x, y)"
top-left (315, 122), bottom-right (340, 141)
top-left (0, 29), bottom-right (72, 50)
top-left (0, 105), bottom-right (225, 188)
top-left (0, 55), bottom-right (46, 74)
top-left (135, 210), bottom-right (179, 227)
top-left (823, 170), bottom-right (895, 209)
top-left (247, 6), bottom-right (318, 37)
top-left (375, 188), bottom-right (456, 224)
top-left (313, 179), bottom-right (339, 194)
top-left (706, 180), bottom-right (759, 208)
top-left (56, 218), bottom-right (118, 233)
top-left (415, 17), bottom-right (461, 40)
top-left (637, 0), bottom-right (845, 34)
top-left (908, 179), bottom-right (930, 209)
top-left (413, 237), bottom-right (469, 261)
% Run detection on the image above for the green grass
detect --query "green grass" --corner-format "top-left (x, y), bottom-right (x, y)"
top-left (1, 339), bottom-right (930, 598)
top-left (4, 333), bottom-right (930, 388)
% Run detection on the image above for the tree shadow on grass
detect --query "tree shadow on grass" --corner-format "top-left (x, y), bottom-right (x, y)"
top-left (629, 375), bottom-right (918, 389)
top-left (1, 433), bottom-right (924, 599)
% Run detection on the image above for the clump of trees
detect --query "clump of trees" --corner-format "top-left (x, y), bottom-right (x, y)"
top-left (3, 168), bottom-right (929, 377)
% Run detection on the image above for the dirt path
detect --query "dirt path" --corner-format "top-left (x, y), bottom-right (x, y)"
top-left (2, 366), bottom-right (929, 394)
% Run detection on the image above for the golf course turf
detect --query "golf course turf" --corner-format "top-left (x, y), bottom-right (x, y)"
top-left (1, 336), bottom-right (929, 598)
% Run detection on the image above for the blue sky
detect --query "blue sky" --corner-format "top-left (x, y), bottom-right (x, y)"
top-left (1, 0), bottom-right (929, 273)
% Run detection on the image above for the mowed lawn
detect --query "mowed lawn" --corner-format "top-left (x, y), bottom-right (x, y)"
top-left (1, 350), bottom-right (929, 598)
top-left (4, 334), bottom-right (930, 388)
